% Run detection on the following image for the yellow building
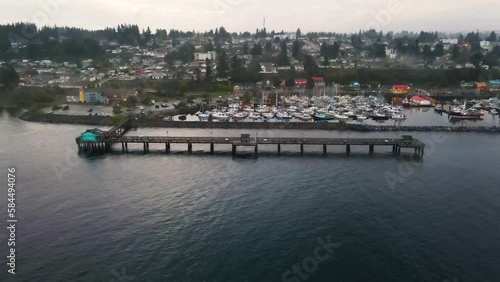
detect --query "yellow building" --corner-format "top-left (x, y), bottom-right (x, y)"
top-left (79, 87), bottom-right (85, 103)
top-left (392, 85), bottom-right (410, 94)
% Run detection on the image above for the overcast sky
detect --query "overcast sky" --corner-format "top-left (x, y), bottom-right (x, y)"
top-left (1, 0), bottom-right (498, 33)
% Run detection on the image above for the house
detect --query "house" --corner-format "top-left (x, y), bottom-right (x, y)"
top-left (259, 63), bottom-right (277, 74)
top-left (312, 77), bottom-right (326, 88)
top-left (40, 60), bottom-right (53, 66)
top-left (151, 73), bottom-right (167, 79)
top-left (294, 79), bottom-right (308, 88)
top-left (428, 63), bottom-right (446, 70)
top-left (385, 48), bottom-right (397, 59)
top-left (81, 59), bottom-right (93, 68)
top-left (194, 51), bottom-right (216, 61)
top-left (480, 41), bottom-right (492, 52)
top-left (274, 34), bottom-right (296, 40)
top-left (277, 66), bottom-right (291, 71)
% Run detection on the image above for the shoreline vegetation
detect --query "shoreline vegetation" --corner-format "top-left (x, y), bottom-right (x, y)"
top-left (18, 111), bottom-right (500, 133)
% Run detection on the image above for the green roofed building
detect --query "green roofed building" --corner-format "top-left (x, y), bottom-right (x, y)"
top-left (81, 129), bottom-right (105, 142)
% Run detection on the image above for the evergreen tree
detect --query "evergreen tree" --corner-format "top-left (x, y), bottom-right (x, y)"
top-left (0, 66), bottom-right (19, 90)
top-left (470, 51), bottom-right (484, 66)
top-left (296, 28), bottom-right (302, 38)
top-left (322, 54), bottom-right (329, 66)
top-left (265, 41), bottom-right (273, 52)
top-left (251, 43), bottom-right (263, 56)
top-left (433, 43), bottom-right (444, 57)
top-left (216, 51), bottom-right (229, 78)
top-left (422, 44), bottom-right (434, 60)
top-left (277, 41), bottom-right (289, 66)
top-left (451, 45), bottom-right (459, 59)
top-left (487, 31), bottom-right (497, 42)
top-left (144, 26), bottom-right (152, 42)
top-left (205, 58), bottom-right (212, 81)
top-left (204, 41), bottom-right (214, 52)
top-left (231, 55), bottom-right (242, 69)
top-left (292, 40), bottom-right (301, 59)
top-left (483, 52), bottom-right (499, 67)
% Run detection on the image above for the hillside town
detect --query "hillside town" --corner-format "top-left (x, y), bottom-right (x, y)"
top-left (0, 24), bottom-right (499, 86)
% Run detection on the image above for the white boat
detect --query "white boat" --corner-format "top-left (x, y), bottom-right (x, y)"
top-left (262, 112), bottom-right (274, 120)
top-left (276, 111), bottom-right (292, 120)
top-left (212, 112), bottom-right (230, 121)
top-left (490, 109), bottom-right (498, 115)
top-left (392, 114), bottom-right (407, 120)
top-left (232, 112), bottom-right (247, 121)
top-left (299, 114), bottom-right (312, 121)
top-left (334, 113), bottom-right (348, 120)
top-left (355, 115), bottom-right (368, 120)
top-left (248, 112), bottom-right (262, 120)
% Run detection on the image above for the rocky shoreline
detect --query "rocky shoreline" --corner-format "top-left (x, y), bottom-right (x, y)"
top-left (18, 112), bottom-right (500, 133)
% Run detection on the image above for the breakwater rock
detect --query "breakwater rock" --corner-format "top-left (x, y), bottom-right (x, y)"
top-left (18, 112), bottom-right (500, 133)
top-left (19, 112), bottom-right (114, 126)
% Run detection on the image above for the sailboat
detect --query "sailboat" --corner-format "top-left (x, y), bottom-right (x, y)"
top-left (449, 101), bottom-right (481, 119)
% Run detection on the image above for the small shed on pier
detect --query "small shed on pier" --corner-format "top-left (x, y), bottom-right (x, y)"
top-left (81, 129), bottom-right (105, 142)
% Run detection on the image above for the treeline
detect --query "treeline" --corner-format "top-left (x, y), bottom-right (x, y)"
top-left (304, 68), bottom-right (500, 87)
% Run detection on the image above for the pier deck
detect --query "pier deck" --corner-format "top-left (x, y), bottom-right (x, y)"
top-left (76, 134), bottom-right (425, 157)
top-left (75, 117), bottom-right (425, 157)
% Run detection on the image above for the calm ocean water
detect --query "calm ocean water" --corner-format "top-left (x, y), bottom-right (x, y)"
top-left (1, 109), bottom-right (500, 282)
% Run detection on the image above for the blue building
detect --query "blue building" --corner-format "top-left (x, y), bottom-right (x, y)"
top-left (84, 92), bottom-right (105, 104)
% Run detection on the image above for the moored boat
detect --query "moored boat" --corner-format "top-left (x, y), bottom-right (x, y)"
top-left (313, 113), bottom-right (334, 121)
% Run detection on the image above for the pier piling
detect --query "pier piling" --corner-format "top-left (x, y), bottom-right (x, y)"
top-left (346, 145), bottom-right (351, 155)
top-left (300, 144), bottom-right (304, 154)
top-left (210, 143), bottom-right (214, 154)
top-left (369, 145), bottom-right (374, 154)
top-left (278, 144), bottom-right (281, 154)
top-left (323, 144), bottom-right (327, 155)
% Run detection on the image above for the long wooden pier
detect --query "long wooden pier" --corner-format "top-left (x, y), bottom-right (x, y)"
top-left (75, 117), bottom-right (426, 157)
top-left (76, 130), bottom-right (426, 158)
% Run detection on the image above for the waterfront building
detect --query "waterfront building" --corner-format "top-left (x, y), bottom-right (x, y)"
top-left (84, 91), bottom-right (105, 104)
top-left (80, 129), bottom-right (105, 142)
top-left (79, 87), bottom-right (85, 102)
top-left (392, 85), bottom-right (411, 94)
